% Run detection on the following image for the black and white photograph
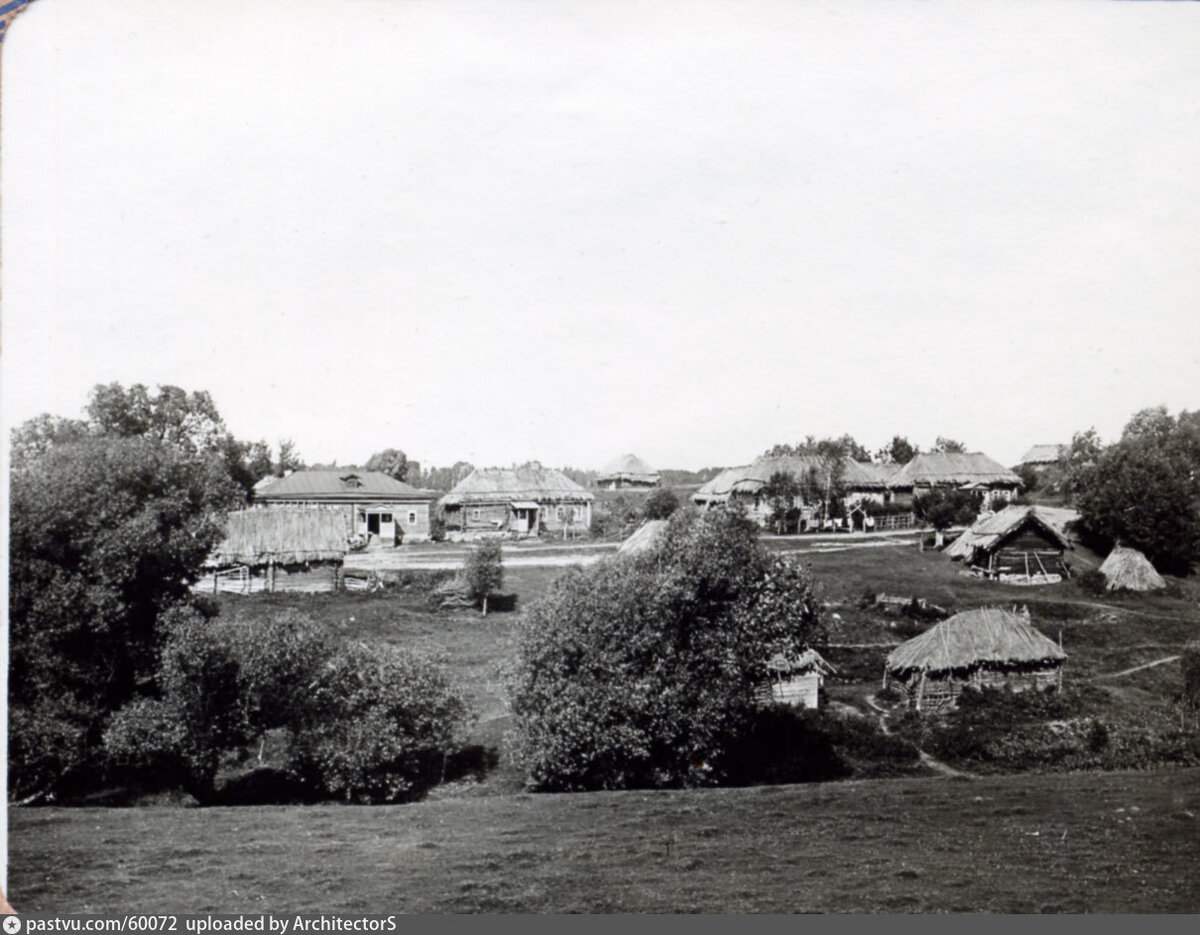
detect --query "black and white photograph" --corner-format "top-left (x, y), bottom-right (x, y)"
top-left (2, 0), bottom-right (1199, 915)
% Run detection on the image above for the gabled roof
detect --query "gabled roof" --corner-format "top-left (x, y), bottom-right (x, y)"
top-left (597, 453), bottom-right (660, 484)
top-left (254, 470), bottom-right (438, 501)
top-left (944, 504), bottom-right (1077, 559)
top-left (440, 464), bottom-right (594, 506)
top-left (885, 607), bottom-right (1066, 676)
top-left (765, 648), bottom-right (837, 676)
top-left (208, 509), bottom-right (348, 567)
top-left (691, 455), bottom-right (892, 502)
top-left (1019, 444), bottom-right (1066, 466)
top-left (888, 452), bottom-right (1020, 489)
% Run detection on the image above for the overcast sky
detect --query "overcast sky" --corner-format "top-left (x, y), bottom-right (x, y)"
top-left (3, 0), bottom-right (1199, 471)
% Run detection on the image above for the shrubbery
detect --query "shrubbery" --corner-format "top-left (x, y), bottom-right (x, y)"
top-left (104, 611), bottom-right (468, 803)
top-left (511, 509), bottom-right (825, 791)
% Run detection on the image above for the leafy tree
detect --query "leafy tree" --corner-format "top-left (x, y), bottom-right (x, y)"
top-left (877, 435), bottom-right (917, 465)
top-left (934, 436), bottom-right (968, 454)
top-left (9, 433), bottom-right (240, 799)
top-left (275, 439), bottom-right (305, 476)
top-left (1015, 463), bottom-right (1040, 494)
top-left (511, 509), bottom-right (824, 791)
top-left (10, 414), bottom-right (89, 468)
top-left (764, 434), bottom-right (868, 462)
top-left (761, 470), bottom-right (800, 534)
top-left (913, 488), bottom-right (981, 538)
top-left (1070, 407), bottom-right (1200, 575)
top-left (642, 487), bottom-right (680, 521)
top-left (365, 448), bottom-right (409, 481)
top-left (464, 538), bottom-right (505, 614)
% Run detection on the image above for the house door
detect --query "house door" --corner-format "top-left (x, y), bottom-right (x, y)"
top-left (367, 513), bottom-right (380, 535)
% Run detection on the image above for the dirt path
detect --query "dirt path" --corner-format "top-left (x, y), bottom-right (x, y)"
top-left (1092, 655), bottom-right (1182, 680)
top-left (865, 694), bottom-right (974, 779)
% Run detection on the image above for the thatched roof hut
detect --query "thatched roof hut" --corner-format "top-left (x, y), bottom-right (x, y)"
top-left (884, 607), bottom-right (1066, 712)
top-left (208, 509), bottom-right (348, 567)
top-left (441, 463), bottom-right (594, 538)
top-left (1099, 546), bottom-right (1166, 592)
top-left (762, 649), bottom-right (837, 709)
top-left (1018, 444), bottom-right (1066, 466)
top-left (944, 504), bottom-right (1076, 582)
top-left (597, 454), bottom-right (661, 489)
top-left (888, 451), bottom-right (1021, 490)
top-left (617, 519), bottom-right (669, 556)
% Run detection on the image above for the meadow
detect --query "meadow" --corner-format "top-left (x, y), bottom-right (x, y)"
top-left (10, 535), bottom-right (1200, 912)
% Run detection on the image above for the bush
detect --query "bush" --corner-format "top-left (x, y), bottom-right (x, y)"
top-left (104, 611), bottom-right (468, 804)
top-left (642, 487), bottom-right (680, 520)
top-left (1076, 569), bottom-right (1108, 596)
top-left (511, 509), bottom-right (824, 791)
top-left (289, 643), bottom-right (468, 803)
top-left (464, 538), bottom-right (504, 614)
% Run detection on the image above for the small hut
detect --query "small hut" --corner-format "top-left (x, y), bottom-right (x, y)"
top-left (883, 607), bottom-right (1066, 713)
top-left (944, 504), bottom-right (1076, 583)
top-left (196, 508), bottom-right (349, 595)
top-left (617, 519), bottom-right (669, 556)
top-left (761, 649), bottom-right (837, 709)
top-left (1099, 546), bottom-right (1166, 592)
top-left (597, 454), bottom-right (661, 489)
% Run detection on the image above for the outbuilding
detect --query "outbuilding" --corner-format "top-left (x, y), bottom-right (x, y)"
top-left (196, 508), bottom-right (348, 595)
top-left (883, 607), bottom-right (1066, 713)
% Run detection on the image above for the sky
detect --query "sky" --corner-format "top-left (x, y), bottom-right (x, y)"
top-left (3, 0), bottom-right (1199, 471)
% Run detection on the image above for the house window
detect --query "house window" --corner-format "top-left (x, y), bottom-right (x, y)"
top-left (556, 506), bottom-right (564, 520)
top-left (472, 508), bottom-right (483, 520)
top-left (380, 513), bottom-right (393, 524)
top-left (407, 511), bottom-right (417, 525)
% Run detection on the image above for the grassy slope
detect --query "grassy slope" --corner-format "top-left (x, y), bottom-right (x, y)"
top-left (11, 769), bottom-right (1200, 913)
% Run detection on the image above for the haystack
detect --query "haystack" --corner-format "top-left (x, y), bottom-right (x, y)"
top-left (1098, 546), bottom-right (1166, 592)
top-left (617, 519), bottom-right (669, 556)
top-left (884, 607), bottom-right (1066, 712)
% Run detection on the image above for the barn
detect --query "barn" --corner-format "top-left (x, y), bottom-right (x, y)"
top-left (597, 454), bottom-right (661, 489)
top-left (883, 607), bottom-right (1067, 713)
top-left (440, 463), bottom-right (594, 540)
top-left (253, 470), bottom-right (438, 544)
top-left (195, 508), bottom-right (348, 595)
top-left (887, 451), bottom-right (1021, 511)
top-left (944, 504), bottom-right (1076, 583)
top-left (760, 649), bottom-right (837, 709)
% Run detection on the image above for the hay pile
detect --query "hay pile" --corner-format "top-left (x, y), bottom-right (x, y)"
top-left (1098, 546), bottom-right (1166, 592)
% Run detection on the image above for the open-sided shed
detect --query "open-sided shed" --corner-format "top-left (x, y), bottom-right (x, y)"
top-left (944, 504), bottom-right (1076, 583)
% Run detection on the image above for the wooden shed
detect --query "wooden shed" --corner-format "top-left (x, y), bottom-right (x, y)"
top-left (195, 508), bottom-right (349, 595)
top-left (884, 607), bottom-right (1066, 713)
top-left (761, 649), bottom-right (837, 709)
top-left (944, 504), bottom-right (1076, 584)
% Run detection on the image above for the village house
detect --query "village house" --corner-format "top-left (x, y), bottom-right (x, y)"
top-left (596, 453), bottom-right (661, 489)
top-left (886, 451), bottom-right (1021, 511)
top-left (440, 463), bottom-right (594, 539)
top-left (883, 607), bottom-right (1067, 713)
top-left (252, 470), bottom-right (438, 544)
top-left (195, 508), bottom-right (348, 595)
top-left (691, 455), bottom-right (897, 531)
top-left (944, 504), bottom-right (1077, 584)
top-left (1017, 443), bottom-right (1067, 469)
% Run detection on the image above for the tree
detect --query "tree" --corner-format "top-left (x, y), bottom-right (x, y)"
top-left (934, 436), bottom-right (967, 453)
top-left (913, 488), bottom-right (982, 544)
top-left (761, 470), bottom-right (800, 534)
top-left (511, 509), bottom-right (824, 791)
top-left (9, 433), bottom-right (240, 799)
top-left (275, 439), bottom-right (305, 476)
top-left (87, 383), bottom-right (226, 455)
top-left (365, 448), bottom-right (409, 481)
top-left (464, 538), bottom-right (505, 615)
top-left (1070, 408), bottom-right (1200, 575)
top-left (642, 487), bottom-right (680, 521)
top-left (877, 435), bottom-right (917, 465)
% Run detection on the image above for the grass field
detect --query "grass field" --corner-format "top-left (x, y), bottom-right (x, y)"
top-left (11, 536), bottom-right (1200, 912)
top-left (11, 768), bottom-right (1200, 913)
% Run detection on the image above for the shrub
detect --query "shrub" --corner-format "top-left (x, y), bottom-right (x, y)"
top-left (643, 487), bottom-right (680, 520)
top-left (289, 643), bottom-right (468, 803)
top-left (464, 538), bottom-right (504, 614)
top-left (1076, 569), bottom-right (1108, 596)
top-left (511, 509), bottom-right (824, 791)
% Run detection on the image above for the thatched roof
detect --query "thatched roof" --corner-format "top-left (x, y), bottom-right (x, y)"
top-left (617, 519), bottom-right (669, 555)
top-left (888, 452), bottom-right (1020, 489)
top-left (1099, 546), bottom-right (1166, 592)
top-left (255, 470), bottom-right (438, 502)
top-left (690, 455), bottom-right (889, 503)
top-left (597, 453), bottom-right (660, 485)
top-left (1018, 444), bottom-right (1066, 466)
top-left (944, 504), bottom-right (1076, 559)
top-left (885, 607), bottom-right (1066, 677)
top-left (208, 509), bottom-right (348, 567)
top-left (440, 463), bottom-right (594, 506)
